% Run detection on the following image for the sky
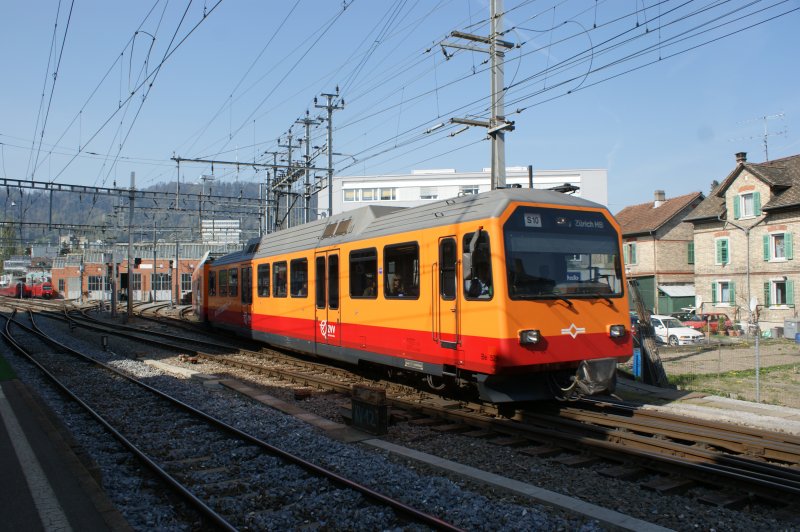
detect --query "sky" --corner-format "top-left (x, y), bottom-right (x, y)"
top-left (0, 0), bottom-right (798, 215)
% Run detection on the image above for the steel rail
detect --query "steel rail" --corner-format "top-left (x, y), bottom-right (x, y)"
top-left (5, 310), bottom-right (463, 532)
top-left (0, 311), bottom-right (237, 531)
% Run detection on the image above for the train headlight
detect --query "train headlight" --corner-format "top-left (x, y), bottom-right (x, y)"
top-left (519, 329), bottom-right (541, 345)
top-left (609, 325), bottom-right (626, 338)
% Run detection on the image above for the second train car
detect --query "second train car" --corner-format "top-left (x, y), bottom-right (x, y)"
top-left (194, 188), bottom-right (632, 402)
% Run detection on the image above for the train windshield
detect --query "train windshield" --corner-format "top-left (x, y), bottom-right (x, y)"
top-left (503, 207), bottom-right (623, 300)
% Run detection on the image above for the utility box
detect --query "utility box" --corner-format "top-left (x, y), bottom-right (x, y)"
top-left (351, 384), bottom-right (389, 435)
top-left (785, 319), bottom-right (800, 340)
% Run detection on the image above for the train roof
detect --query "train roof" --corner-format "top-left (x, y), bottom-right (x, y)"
top-left (240, 188), bottom-right (607, 259)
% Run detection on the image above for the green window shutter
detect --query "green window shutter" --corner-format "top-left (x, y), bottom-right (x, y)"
top-left (716, 240), bottom-right (722, 264)
top-left (687, 242), bottom-right (694, 264)
top-left (754, 192), bottom-right (761, 216)
top-left (786, 233), bottom-right (793, 260)
top-left (711, 282), bottom-right (717, 304)
top-left (729, 282), bottom-right (735, 305)
top-left (764, 282), bottom-right (771, 307)
top-left (763, 235), bottom-right (770, 261)
top-left (721, 239), bottom-right (729, 264)
top-left (733, 196), bottom-right (741, 219)
top-left (623, 245), bottom-right (629, 264)
top-left (788, 280), bottom-right (795, 306)
top-left (631, 243), bottom-right (637, 264)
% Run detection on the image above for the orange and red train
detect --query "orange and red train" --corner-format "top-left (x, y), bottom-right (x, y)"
top-left (193, 188), bottom-right (632, 402)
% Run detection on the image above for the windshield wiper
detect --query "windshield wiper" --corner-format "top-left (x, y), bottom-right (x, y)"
top-left (554, 295), bottom-right (574, 308)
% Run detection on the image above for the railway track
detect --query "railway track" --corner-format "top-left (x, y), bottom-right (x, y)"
top-left (7, 298), bottom-right (800, 512)
top-left (0, 309), bottom-right (461, 531)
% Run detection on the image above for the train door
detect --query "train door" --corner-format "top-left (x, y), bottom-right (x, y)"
top-left (241, 265), bottom-right (253, 330)
top-left (314, 250), bottom-right (342, 349)
top-left (435, 237), bottom-right (459, 349)
top-left (67, 277), bottom-right (81, 300)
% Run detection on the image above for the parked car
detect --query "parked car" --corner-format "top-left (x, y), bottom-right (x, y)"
top-left (650, 315), bottom-right (705, 346)
top-left (670, 311), bottom-right (695, 322)
top-left (680, 312), bottom-right (732, 333)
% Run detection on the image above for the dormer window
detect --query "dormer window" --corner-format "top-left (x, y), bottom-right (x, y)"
top-left (734, 191), bottom-right (761, 219)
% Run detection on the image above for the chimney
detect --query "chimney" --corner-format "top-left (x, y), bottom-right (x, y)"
top-left (653, 190), bottom-right (666, 208)
top-left (735, 152), bottom-right (747, 164)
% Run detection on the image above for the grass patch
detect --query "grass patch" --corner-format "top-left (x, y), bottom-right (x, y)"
top-left (668, 363), bottom-right (800, 385)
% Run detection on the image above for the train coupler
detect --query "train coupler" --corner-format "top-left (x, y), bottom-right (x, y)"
top-left (574, 357), bottom-right (618, 395)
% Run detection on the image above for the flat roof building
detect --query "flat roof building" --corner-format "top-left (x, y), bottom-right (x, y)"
top-left (311, 167), bottom-right (607, 218)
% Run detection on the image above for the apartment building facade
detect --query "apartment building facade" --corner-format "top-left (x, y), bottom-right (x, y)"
top-left (685, 152), bottom-right (799, 328)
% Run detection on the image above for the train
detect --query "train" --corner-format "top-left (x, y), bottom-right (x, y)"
top-left (28, 279), bottom-right (54, 299)
top-left (0, 277), bottom-right (25, 298)
top-left (193, 188), bottom-right (632, 403)
top-left (0, 277), bottom-right (55, 299)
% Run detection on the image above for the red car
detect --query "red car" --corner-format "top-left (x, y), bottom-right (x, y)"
top-left (678, 313), bottom-right (732, 333)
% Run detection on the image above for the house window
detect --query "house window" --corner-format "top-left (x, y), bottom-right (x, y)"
top-left (764, 233), bottom-right (793, 261)
top-left (380, 188), bottom-right (396, 201)
top-left (715, 238), bottom-right (729, 265)
top-left (623, 242), bottom-right (637, 265)
top-left (687, 242), bottom-right (694, 265)
top-left (734, 191), bottom-right (761, 219)
top-left (88, 276), bottom-right (108, 291)
top-left (58, 279), bottom-right (65, 292)
top-left (181, 273), bottom-right (192, 292)
top-left (765, 279), bottom-right (794, 307)
top-left (460, 185), bottom-right (479, 196)
top-left (152, 273), bottom-right (171, 291)
top-left (420, 186), bottom-right (438, 200)
top-left (343, 189), bottom-right (358, 202)
top-left (361, 188), bottom-right (378, 201)
top-left (711, 280), bottom-right (735, 306)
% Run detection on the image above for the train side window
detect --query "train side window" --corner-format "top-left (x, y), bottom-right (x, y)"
top-left (463, 232), bottom-right (493, 300)
top-left (273, 261), bottom-right (287, 298)
top-left (219, 269), bottom-right (229, 297)
top-left (350, 248), bottom-right (377, 299)
top-left (439, 238), bottom-right (457, 300)
top-left (257, 264), bottom-right (270, 297)
top-left (229, 268), bottom-right (238, 298)
top-left (384, 242), bottom-right (420, 299)
top-left (241, 266), bottom-right (252, 304)
top-left (328, 255), bottom-right (339, 309)
top-left (291, 258), bottom-right (308, 297)
top-left (208, 271), bottom-right (216, 297)
top-left (315, 256), bottom-right (326, 308)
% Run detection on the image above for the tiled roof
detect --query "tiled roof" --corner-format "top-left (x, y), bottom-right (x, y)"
top-left (615, 192), bottom-right (704, 236)
top-left (685, 154), bottom-right (800, 221)
top-left (683, 194), bottom-right (724, 222)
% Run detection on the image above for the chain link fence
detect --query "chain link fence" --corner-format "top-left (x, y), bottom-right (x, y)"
top-left (623, 335), bottom-right (800, 409)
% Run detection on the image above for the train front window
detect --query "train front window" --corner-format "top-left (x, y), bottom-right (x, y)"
top-left (503, 207), bottom-right (623, 299)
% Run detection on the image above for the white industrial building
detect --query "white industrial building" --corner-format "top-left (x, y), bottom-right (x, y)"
top-left (312, 167), bottom-right (608, 218)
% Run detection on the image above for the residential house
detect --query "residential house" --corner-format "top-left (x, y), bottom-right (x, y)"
top-left (616, 190), bottom-right (704, 314)
top-left (685, 152), bottom-right (799, 329)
